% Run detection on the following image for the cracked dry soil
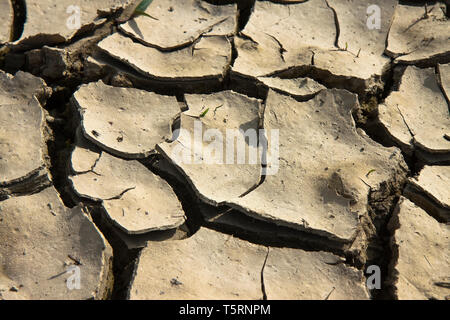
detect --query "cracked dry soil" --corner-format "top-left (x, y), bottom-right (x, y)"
top-left (0, 0), bottom-right (449, 300)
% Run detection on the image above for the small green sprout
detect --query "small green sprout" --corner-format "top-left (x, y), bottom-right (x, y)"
top-left (134, 0), bottom-right (158, 20)
top-left (366, 169), bottom-right (376, 177)
top-left (199, 108), bottom-right (210, 118)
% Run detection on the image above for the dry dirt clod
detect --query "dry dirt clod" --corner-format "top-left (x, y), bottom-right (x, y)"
top-left (97, 33), bottom-right (232, 83)
top-left (119, 0), bottom-right (238, 50)
top-left (264, 247), bottom-right (369, 300)
top-left (128, 228), bottom-right (369, 300)
top-left (157, 90), bottom-right (263, 205)
top-left (0, 186), bottom-right (113, 300)
top-left (159, 88), bottom-right (408, 264)
top-left (69, 132), bottom-right (186, 235)
top-left (232, 0), bottom-right (397, 96)
top-left (388, 197), bottom-right (450, 300)
top-left (11, 0), bottom-right (133, 50)
top-left (0, 0), bottom-right (14, 44)
top-left (72, 80), bottom-right (180, 159)
top-left (0, 71), bottom-right (52, 198)
top-left (386, 3), bottom-right (450, 65)
top-left (404, 165), bottom-right (450, 222)
top-left (378, 66), bottom-right (450, 163)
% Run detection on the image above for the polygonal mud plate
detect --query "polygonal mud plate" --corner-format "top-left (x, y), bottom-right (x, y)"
top-left (0, 0), bottom-right (13, 44)
top-left (386, 2), bottom-right (450, 64)
top-left (0, 187), bottom-right (113, 300)
top-left (69, 133), bottom-right (186, 235)
top-left (128, 228), bottom-right (370, 300)
top-left (378, 66), bottom-right (450, 161)
top-left (119, 0), bottom-right (237, 50)
top-left (233, 0), bottom-right (396, 95)
top-left (157, 90), bottom-right (263, 205)
top-left (72, 81), bottom-right (180, 159)
top-left (160, 88), bottom-right (407, 246)
top-left (388, 197), bottom-right (450, 300)
top-left (404, 165), bottom-right (450, 222)
top-left (0, 71), bottom-right (51, 197)
top-left (13, 0), bottom-right (132, 49)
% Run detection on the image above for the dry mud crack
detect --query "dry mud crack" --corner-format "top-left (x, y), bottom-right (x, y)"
top-left (0, 0), bottom-right (449, 300)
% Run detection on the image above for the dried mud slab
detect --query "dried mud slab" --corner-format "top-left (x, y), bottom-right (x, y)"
top-left (404, 165), bottom-right (450, 222)
top-left (128, 228), bottom-right (267, 299)
top-left (151, 156), bottom-right (343, 251)
top-left (263, 247), bottom-right (369, 300)
top-left (438, 63), bottom-right (450, 102)
top-left (378, 66), bottom-right (450, 162)
top-left (97, 33), bottom-right (231, 82)
top-left (257, 77), bottom-right (326, 100)
top-left (69, 135), bottom-right (186, 234)
top-left (72, 81), bottom-right (180, 159)
top-left (13, 0), bottom-right (132, 49)
top-left (0, 71), bottom-right (51, 198)
top-left (120, 0), bottom-right (237, 50)
top-left (160, 88), bottom-right (407, 247)
top-left (388, 197), bottom-right (450, 300)
top-left (232, 0), bottom-right (336, 78)
top-left (157, 90), bottom-right (263, 204)
top-left (0, 186), bottom-right (113, 300)
top-left (321, 0), bottom-right (396, 91)
top-left (128, 227), bottom-right (370, 300)
top-left (233, 0), bottom-right (396, 95)
top-left (386, 2), bottom-right (450, 64)
top-left (0, 0), bottom-right (13, 44)
top-left (235, 89), bottom-right (406, 244)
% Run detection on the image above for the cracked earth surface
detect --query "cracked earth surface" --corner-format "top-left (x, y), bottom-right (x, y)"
top-left (0, 0), bottom-right (449, 300)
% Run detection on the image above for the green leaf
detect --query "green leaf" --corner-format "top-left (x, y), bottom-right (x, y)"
top-left (134, 10), bottom-right (158, 20)
top-left (366, 169), bottom-right (376, 177)
top-left (135, 0), bottom-right (154, 12)
top-left (199, 108), bottom-right (210, 118)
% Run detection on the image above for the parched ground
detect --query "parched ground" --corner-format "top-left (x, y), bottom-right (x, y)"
top-left (0, 0), bottom-right (449, 300)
